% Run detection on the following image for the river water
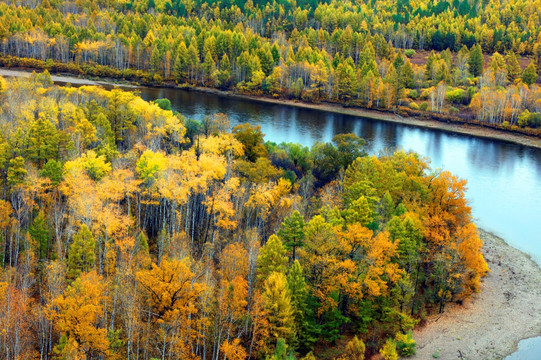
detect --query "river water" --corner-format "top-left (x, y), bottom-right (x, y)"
top-left (137, 87), bottom-right (541, 266)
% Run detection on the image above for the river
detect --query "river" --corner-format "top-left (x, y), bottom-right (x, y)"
top-left (137, 87), bottom-right (541, 266)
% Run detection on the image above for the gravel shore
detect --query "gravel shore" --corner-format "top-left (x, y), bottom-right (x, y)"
top-left (412, 229), bottom-right (541, 359)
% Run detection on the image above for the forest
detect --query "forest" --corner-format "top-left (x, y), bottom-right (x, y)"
top-left (0, 73), bottom-right (489, 359)
top-left (0, 0), bottom-right (539, 131)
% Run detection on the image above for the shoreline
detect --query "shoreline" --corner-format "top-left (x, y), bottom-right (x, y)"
top-left (190, 87), bottom-right (541, 150)
top-left (0, 68), bottom-right (139, 88)
top-left (0, 68), bottom-right (540, 150)
top-left (411, 229), bottom-right (541, 359)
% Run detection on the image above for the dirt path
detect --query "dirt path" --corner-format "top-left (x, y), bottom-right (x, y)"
top-left (0, 68), bottom-right (138, 87)
top-left (411, 230), bottom-right (541, 360)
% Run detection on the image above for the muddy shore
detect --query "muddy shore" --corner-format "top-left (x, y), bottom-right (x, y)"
top-left (412, 229), bottom-right (541, 360)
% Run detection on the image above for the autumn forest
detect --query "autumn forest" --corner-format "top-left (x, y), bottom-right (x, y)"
top-left (0, 0), bottom-right (535, 358)
top-left (0, 71), bottom-right (489, 359)
top-left (0, 0), bottom-right (539, 131)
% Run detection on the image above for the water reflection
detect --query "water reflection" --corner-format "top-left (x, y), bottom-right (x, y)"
top-left (137, 87), bottom-right (541, 264)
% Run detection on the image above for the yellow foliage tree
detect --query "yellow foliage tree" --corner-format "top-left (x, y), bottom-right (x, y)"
top-left (51, 271), bottom-right (110, 359)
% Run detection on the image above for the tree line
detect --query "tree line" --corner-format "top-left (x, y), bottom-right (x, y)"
top-left (0, 74), bottom-right (488, 359)
top-left (0, 0), bottom-right (539, 131)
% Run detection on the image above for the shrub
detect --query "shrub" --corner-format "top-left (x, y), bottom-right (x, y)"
top-left (408, 89), bottom-right (418, 99)
top-left (419, 102), bottom-right (429, 111)
top-left (396, 331), bottom-right (416, 357)
top-left (449, 106), bottom-right (459, 115)
top-left (420, 89), bottom-right (430, 100)
top-left (343, 336), bottom-right (365, 360)
top-left (154, 98), bottom-right (172, 111)
top-left (409, 102), bottom-right (420, 110)
top-left (446, 88), bottom-right (465, 104)
top-left (404, 49), bottom-right (416, 58)
top-left (518, 109), bottom-right (541, 128)
top-left (380, 339), bottom-right (398, 360)
top-left (301, 89), bottom-right (315, 102)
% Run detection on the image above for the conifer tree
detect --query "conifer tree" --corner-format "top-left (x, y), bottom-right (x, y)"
top-left (401, 60), bottom-right (415, 89)
top-left (343, 336), bottom-right (366, 360)
top-left (203, 50), bottom-right (215, 85)
top-left (278, 211), bottom-right (305, 260)
top-left (7, 157), bottom-right (27, 187)
top-left (67, 224), bottom-right (95, 280)
top-left (263, 271), bottom-right (296, 346)
top-left (174, 42), bottom-right (189, 79)
top-left (287, 260), bottom-right (306, 325)
top-left (505, 52), bottom-right (522, 82)
top-left (150, 45), bottom-right (162, 74)
top-left (468, 45), bottom-right (483, 77)
top-left (30, 211), bottom-right (50, 260)
top-left (522, 62), bottom-right (538, 85)
top-left (40, 160), bottom-right (63, 185)
top-left (287, 260), bottom-right (318, 350)
top-left (27, 115), bottom-right (61, 166)
top-left (257, 235), bottom-right (288, 284)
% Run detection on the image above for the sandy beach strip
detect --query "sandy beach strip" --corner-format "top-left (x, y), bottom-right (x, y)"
top-left (411, 229), bottom-right (541, 360)
top-left (0, 68), bottom-right (138, 87)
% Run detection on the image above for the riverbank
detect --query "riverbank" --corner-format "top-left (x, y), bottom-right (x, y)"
top-left (411, 229), bottom-right (541, 359)
top-left (202, 88), bottom-right (541, 150)
top-left (0, 68), bottom-right (138, 88)
top-left (1, 67), bottom-right (541, 150)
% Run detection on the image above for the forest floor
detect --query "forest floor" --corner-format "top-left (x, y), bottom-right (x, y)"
top-left (411, 229), bottom-right (541, 360)
top-left (1, 67), bottom-right (540, 149)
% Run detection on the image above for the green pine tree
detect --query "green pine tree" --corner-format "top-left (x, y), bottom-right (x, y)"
top-left (505, 52), bottom-right (522, 82)
top-left (401, 60), bottom-right (415, 89)
top-left (287, 260), bottom-right (318, 351)
top-left (522, 62), bottom-right (538, 85)
top-left (27, 115), bottom-right (61, 166)
top-left (278, 211), bottom-right (305, 261)
top-left (379, 191), bottom-right (395, 224)
top-left (468, 45), bottom-right (483, 77)
top-left (150, 44), bottom-right (162, 74)
top-left (7, 156), bottom-right (27, 187)
top-left (67, 224), bottom-right (96, 280)
top-left (30, 211), bottom-right (50, 260)
top-left (40, 160), bottom-right (64, 185)
top-left (257, 235), bottom-right (288, 284)
top-left (202, 50), bottom-right (215, 85)
top-left (174, 42), bottom-right (188, 79)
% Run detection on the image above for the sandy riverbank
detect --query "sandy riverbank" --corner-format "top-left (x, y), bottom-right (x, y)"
top-left (0, 68), bottom-right (138, 87)
top-left (411, 229), bottom-right (541, 360)
top-left (1, 67), bottom-right (540, 150)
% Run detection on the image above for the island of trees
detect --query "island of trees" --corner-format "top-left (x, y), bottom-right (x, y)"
top-left (0, 74), bottom-right (489, 359)
top-left (0, 0), bottom-right (539, 133)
